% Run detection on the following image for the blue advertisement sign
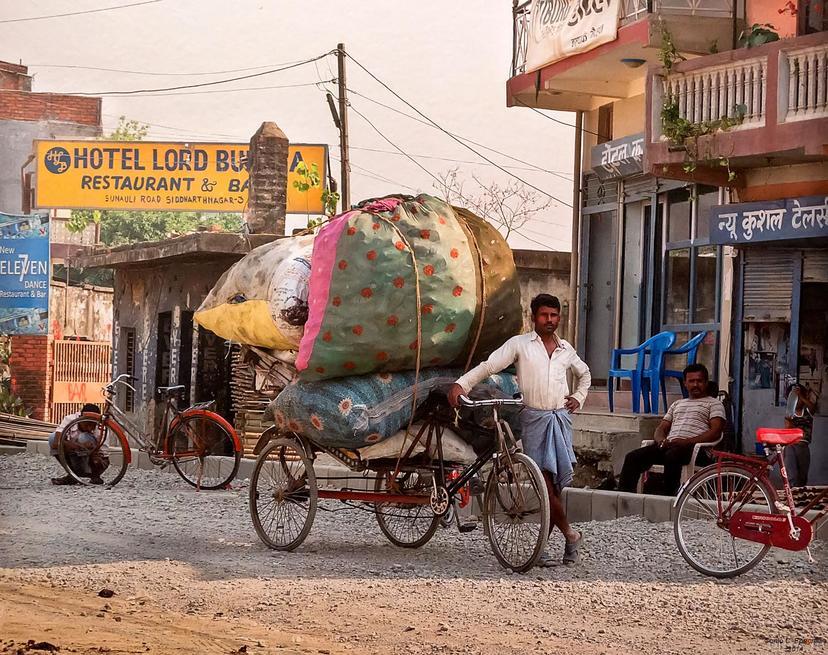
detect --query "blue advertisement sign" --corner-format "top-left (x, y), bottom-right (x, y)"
top-left (0, 213), bottom-right (49, 335)
top-left (710, 196), bottom-right (828, 245)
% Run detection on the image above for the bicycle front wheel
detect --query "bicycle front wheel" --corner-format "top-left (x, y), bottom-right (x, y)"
top-left (249, 436), bottom-right (317, 551)
top-left (56, 414), bottom-right (130, 487)
top-left (674, 464), bottom-right (777, 578)
top-left (484, 452), bottom-right (550, 573)
top-left (167, 412), bottom-right (241, 490)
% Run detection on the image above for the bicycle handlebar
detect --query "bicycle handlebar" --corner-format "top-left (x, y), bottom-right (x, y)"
top-left (104, 374), bottom-right (137, 395)
top-left (458, 393), bottom-right (524, 408)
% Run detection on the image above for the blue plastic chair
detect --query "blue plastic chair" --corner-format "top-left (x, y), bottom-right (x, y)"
top-left (660, 331), bottom-right (708, 404)
top-left (608, 331), bottom-right (676, 414)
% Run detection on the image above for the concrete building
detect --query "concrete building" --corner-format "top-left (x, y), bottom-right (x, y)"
top-left (507, 0), bottom-right (828, 481)
top-left (2, 59), bottom-right (108, 421)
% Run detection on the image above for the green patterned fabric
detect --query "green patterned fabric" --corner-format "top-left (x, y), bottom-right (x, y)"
top-left (297, 194), bottom-right (522, 381)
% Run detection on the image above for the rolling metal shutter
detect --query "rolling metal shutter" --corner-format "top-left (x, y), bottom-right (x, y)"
top-left (743, 249), bottom-right (795, 322)
top-left (803, 249), bottom-right (828, 283)
top-left (622, 174), bottom-right (656, 202)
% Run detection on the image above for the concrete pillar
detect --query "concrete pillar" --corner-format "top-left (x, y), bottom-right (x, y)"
top-left (246, 122), bottom-right (288, 234)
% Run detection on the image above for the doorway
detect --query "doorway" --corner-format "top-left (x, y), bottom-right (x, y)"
top-left (582, 210), bottom-right (617, 384)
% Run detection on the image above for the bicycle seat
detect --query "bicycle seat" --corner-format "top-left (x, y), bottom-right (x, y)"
top-left (157, 385), bottom-right (185, 396)
top-left (756, 427), bottom-right (803, 446)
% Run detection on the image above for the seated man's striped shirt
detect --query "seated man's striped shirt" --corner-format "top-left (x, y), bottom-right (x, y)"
top-left (664, 397), bottom-right (726, 440)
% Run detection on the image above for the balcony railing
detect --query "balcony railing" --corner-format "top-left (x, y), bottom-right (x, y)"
top-left (661, 56), bottom-right (768, 130)
top-left (652, 40), bottom-right (828, 142)
top-left (511, 0), bottom-right (736, 77)
top-left (783, 43), bottom-right (828, 121)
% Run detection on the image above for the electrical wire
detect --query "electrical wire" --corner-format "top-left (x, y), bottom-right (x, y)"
top-left (60, 51), bottom-right (335, 96)
top-left (330, 154), bottom-right (418, 191)
top-left (349, 102), bottom-right (556, 249)
top-left (347, 88), bottom-right (573, 180)
top-left (348, 145), bottom-right (571, 177)
top-left (513, 97), bottom-right (611, 141)
top-left (26, 61), bottom-right (306, 76)
top-left (344, 52), bottom-right (571, 207)
top-left (86, 80), bottom-right (332, 99)
top-left (0, 0), bottom-right (162, 24)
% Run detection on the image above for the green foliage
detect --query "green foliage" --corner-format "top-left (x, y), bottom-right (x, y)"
top-left (739, 23), bottom-right (780, 48)
top-left (68, 117), bottom-right (243, 244)
top-left (291, 162), bottom-right (321, 194)
top-left (321, 188), bottom-right (340, 217)
top-left (658, 22), bottom-right (686, 72)
top-left (0, 382), bottom-right (28, 417)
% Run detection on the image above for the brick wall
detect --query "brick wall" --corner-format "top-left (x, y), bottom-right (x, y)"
top-left (0, 91), bottom-right (101, 126)
top-left (9, 335), bottom-right (53, 421)
top-left (0, 61), bottom-right (31, 91)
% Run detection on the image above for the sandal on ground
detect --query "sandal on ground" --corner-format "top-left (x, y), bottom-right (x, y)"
top-left (536, 552), bottom-right (561, 568)
top-left (89, 476), bottom-right (105, 485)
top-left (51, 475), bottom-right (78, 486)
top-left (563, 532), bottom-right (582, 565)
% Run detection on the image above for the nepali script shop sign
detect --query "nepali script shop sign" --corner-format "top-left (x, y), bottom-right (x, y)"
top-left (525, 0), bottom-right (621, 73)
top-left (34, 141), bottom-right (327, 214)
top-left (710, 197), bottom-right (828, 245)
top-left (0, 213), bottom-right (49, 335)
top-left (590, 133), bottom-right (644, 180)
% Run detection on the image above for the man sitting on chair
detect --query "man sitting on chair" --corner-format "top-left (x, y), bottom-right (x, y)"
top-left (619, 363), bottom-right (725, 496)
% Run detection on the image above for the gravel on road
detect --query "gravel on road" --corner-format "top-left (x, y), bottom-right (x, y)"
top-left (1, 453), bottom-right (826, 655)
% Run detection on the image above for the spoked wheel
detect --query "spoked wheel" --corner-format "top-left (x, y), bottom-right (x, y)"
top-left (375, 469), bottom-right (441, 548)
top-left (249, 437), bottom-right (317, 551)
top-left (484, 452), bottom-right (550, 573)
top-left (56, 414), bottom-right (129, 487)
top-left (167, 413), bottom-right (241, 490)
top-left (674, 465), bottom-right (777, 578)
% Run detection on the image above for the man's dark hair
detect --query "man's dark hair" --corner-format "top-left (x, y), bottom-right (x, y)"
top-left (683, 363), bottom-right (709, 381)
top-left (530, 294), bottom-right (561, 315)
top-left (81, 403), bottom-right (100, 414)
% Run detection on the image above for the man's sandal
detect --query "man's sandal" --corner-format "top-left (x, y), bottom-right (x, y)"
top-left (563, 532), bottom-right (582, 565)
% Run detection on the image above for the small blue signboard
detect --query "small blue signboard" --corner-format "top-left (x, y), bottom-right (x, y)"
top-left (0, 213), bottom-right (50, 335)
top-left (710, 196), bottom-right (828, 245)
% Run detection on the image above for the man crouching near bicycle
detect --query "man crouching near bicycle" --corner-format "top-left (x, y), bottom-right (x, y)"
top-left (48, 403), bottom-right (110, 486)
top-left (447, 294), bottom-right (591, 567)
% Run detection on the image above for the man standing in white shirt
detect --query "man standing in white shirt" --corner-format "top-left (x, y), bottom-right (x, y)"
top-left (447, 294), bottom-right (591, 566)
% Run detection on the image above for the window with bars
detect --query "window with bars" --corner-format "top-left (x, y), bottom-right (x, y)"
top-left (120, 327), bottom-right (135, 412)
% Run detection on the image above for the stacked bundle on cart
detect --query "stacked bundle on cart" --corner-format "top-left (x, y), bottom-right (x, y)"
top-left (196, 194), bottom-right (524, 451)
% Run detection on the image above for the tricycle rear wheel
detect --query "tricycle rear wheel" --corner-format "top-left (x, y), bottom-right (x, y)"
top-left (375, 469), bottom-right (440, 548)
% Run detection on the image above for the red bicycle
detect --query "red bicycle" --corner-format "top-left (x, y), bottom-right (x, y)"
top-left (56, 374), bottom-right (242, 489)
top-left (673, 427), bottom-right (826, 577)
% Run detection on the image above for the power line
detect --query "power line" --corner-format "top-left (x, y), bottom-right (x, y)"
top-left (349, 101), bottom-right (555, 250)
top-left (347, 88), bottom-right (573, 180)
top-left (348, 145), bottom-right (572, 177)
top-left (510, 228), bottom-right (558, 250)
top-left (344, 52), bottom-right (571, 207)
top-left (26, 61), bottom-right (305, 77)
top-left (62, 52), bottom-right (334, 96)
top-left (331, 154), bottom-right (418, 192)
top-left (90, 80), bottom-right (332, 99)
top-left (513, 97), bottom-right (610, 140)
top-left (0, 0), bottom-right (162, 24)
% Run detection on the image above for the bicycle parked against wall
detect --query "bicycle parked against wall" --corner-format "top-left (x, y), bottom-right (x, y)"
top-left (56, 374), bottom-right (242, 489)
top-left (673, 427), bottom-right (827, 578)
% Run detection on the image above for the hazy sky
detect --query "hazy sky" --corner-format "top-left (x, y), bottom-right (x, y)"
top-left (0, 0), bottom-right (576, 249)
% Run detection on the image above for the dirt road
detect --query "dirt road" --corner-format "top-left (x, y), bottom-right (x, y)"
top-left (1, 453), bottom-right (826, 655)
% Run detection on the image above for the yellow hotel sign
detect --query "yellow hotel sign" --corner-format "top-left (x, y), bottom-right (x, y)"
top-left (35, 140), bottom-right (327, 214)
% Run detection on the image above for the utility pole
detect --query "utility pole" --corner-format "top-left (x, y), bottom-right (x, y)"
top-left (336, 43), bottom-right (351, 211)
